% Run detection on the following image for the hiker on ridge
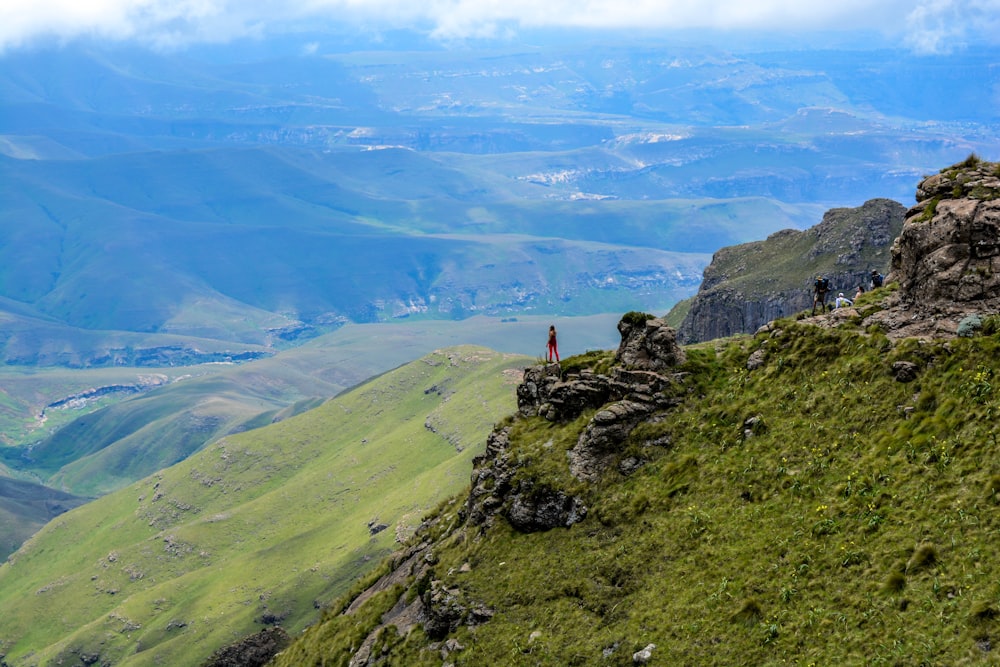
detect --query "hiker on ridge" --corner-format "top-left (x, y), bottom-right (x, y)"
top-left (871, 270), bottom-right (884, 289)
top-left (547, 325), bottom-right (560, 363)
top-left (812, 275), bottom-right (831, 315)
top-left (835, 292), bottom-right (853, 308)
top-left (854, 284), bottom-right (865, 300)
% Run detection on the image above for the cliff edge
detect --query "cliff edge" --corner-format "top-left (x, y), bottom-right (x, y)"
top-left (674, 198), bottom-right (905, 343)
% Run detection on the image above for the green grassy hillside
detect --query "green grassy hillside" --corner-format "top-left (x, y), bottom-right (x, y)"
top-left (0, 346), bottom-right (530, 667)
top-left (0, 314), bottom-right (621, 499)
top-left (0, 145), bottom-right (741, 340)
top-left (0, 477), bottom-right (87, 560)
top-left (275, 317), bottom-right (1000, 666)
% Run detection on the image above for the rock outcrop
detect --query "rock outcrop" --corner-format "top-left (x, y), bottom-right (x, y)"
top-left (863, 158), bottom-right (1000, 338)
top-left (466, 315), bottom-right (687, 532)
top-left (674, 198), bottom-right (906, 343)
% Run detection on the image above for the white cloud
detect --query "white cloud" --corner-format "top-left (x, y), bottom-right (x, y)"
top-left (0, 0), bottom-right (997, 52)
top-left (903, 0), bottom-right (1000, 53)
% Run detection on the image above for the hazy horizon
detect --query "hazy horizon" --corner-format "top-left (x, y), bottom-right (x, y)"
top-left (2, 0), bottom-right (999, 55)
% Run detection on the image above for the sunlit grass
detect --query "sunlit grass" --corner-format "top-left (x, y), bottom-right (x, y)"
top-left (285, 322), bottom-right (1000, 666)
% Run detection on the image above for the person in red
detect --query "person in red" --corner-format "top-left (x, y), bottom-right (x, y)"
top-left (547, 325), bottom-right (559, 363)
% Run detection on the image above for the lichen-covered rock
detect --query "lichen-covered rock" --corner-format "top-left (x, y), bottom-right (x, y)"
top-left (891, 197), bottom-right (1000, 305)
top-left (202, 627), bottom-right (291, 667)
top-left (465, 426), bottom-right (516, 529)
top-left (915, 161), bottom-right (1000, 202)
top-left (891, 361), bottom-right (920, 383)
top-left (864, 159), bottom-right (1000, 339)
top-left (615, 316), bottom-right (686, 370)
top-left (568, 400), bottom-right (655, 481)
top-left (465, 425), bottom-right (588, 533)
top-left (422, 581), bottom-right (468, 640)
top-left (421, 580), bottom-right (494, 640)
top-left (506, 487), bottom-right (587, 532)
top-left (516, 363), bottom-right (562, 417)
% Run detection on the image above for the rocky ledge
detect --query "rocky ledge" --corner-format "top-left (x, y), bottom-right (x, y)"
top-left (862, 158), bottom-right (1000, 339)
top-left (465, 314), bottom-right (688, 532)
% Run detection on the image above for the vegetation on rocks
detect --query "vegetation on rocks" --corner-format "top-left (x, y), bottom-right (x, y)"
top-left (275, 315), bottom-right (1000, 666)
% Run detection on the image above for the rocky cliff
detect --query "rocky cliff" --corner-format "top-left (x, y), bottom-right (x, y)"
top-left (859, 158), bottom-right (1000, 338)
top-left (674, 198), bottom-right (906, 343)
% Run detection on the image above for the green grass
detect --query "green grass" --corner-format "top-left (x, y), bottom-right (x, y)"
top-left (280, 319), bottom-right (1000, 666)
top-left (0, 346), bottom-right (531, 667)
top-left (0, 314), bottom-right (621, 562)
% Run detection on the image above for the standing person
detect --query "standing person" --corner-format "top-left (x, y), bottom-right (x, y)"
top-left (547, 325), bottom-right (559, 363)
top-left (854, 284), bottom-right (865, 301)
top-left (871, 270), bottom-right (884, 289)
top-left (812, 275), bottom-right (830, 315)
top-left (835, 292), bottom-right (853, 308)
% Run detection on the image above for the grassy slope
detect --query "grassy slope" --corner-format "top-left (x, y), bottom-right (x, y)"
top-left (0, 346), bottom-right (530, 667)
top-left (0, 314), bottom-right (623, 496)
top-left (0, 477), bottom-right (87, 559)
top-left (277, 317), bottom-right (1000, 666)
top-left (0, 313), bottom-right (621, 562)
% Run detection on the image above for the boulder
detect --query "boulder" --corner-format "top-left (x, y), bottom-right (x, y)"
top-left (615, 316), bottom-right (686, 370)
top-left (568, 400), bottom-right (654, 481)
top-left (865, 158), bottom-right (1000, 339)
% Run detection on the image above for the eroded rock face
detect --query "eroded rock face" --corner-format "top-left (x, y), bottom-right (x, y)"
top-left (864, 160), bottom-right (1000, 339)
top-left (465, 426), bottom-right (517, 530)
top-left (568, 400), bottom-right (654, 482)
top-left (468, 315), bottom-right (690, 533)
top-left (892, 198), bottom-right (1000, 305)
top-left (507, 489), bottom-right (588, 532)
top-left (202, 627), bottom-right (291, 667)
top-left (465, 425), bottom-right (589, 532)
top-left (422, 580), bottom-right (494, 640)
top-left (517, 365), bottom-right (612, 421)
top-left (675, 198), bottom-right (906, 343)
top-left (616, 316), bottom-right (686, 370)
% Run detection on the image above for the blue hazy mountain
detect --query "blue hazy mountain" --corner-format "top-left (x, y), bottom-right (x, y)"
top-left (1, 39), bottom-right (997, 365)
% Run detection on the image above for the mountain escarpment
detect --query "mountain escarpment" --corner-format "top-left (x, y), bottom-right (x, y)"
top-left (675, 198), bottom-right (905, 343)
top-left (271, 315), bottom-right (692, 666)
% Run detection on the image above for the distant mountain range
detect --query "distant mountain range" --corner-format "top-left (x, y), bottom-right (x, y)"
top-left (2, 42), bottom-right (997, 368)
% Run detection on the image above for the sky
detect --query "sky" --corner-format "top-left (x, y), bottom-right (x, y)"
top-left (0, 0), bottom-right (998, 54)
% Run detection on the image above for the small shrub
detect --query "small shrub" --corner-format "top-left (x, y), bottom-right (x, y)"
top-left (959, 153), bottom-right (982, 169)
top-left (731, 599), bottom-right (763, 627)
top-left (917, 197), bottom-right (940, 222)
top-left (620, 311), bottom-right (654, 327)
top-left (906, 543), bottom-right (938, 573)
top-left (882, 570), bottom-right (906, 593)
top-left (970, 184), bottom-right (997, 200)
top-left (957, 315), bottom-right (983, 338)
top-left (983, 315), bottom-right (1000, 336)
